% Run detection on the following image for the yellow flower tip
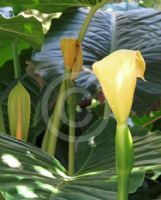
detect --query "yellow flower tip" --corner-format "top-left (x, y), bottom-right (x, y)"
top-left (60, 38), bottom-right (83, 80)
top-left (60, 38), bottom-right (77, 70)
top-left (135, 51), bottom-right (146, 81)
top-left (92, 49), bottom-right (146, 124)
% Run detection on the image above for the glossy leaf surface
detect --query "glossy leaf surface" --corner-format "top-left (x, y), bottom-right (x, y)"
top-left (1, 118), bottom-right (161, 199)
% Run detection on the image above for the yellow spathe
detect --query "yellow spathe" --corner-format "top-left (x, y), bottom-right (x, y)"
top-left (93, 50), bottom-right (146, 124)
top-left (60, 38), bottom-right (83, 80)
top-left (60, 38), bottom-right (77, 70)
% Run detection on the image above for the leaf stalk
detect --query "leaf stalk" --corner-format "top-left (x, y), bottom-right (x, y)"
top-left (12, 39), bottom-right (21, 79)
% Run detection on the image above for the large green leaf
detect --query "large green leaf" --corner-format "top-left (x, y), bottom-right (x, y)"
top-left (0, 133), bottom-right (66, 200)
top-left (0, 0), bottom-right (102, 13)
top-left (76, 118), bottom-right (161, 172)
top-left (32, 8), bottom-right (161, 113)
top-left (0, 15), bottom-right (43, 49)
top-left (0, 11), bottom-right (43, 67)
top-left (1, 118), bottom-right (161, 199)
top-left (0, 40), bottom-right (30, 67)
top-left (114, 9), bottom-right (161, 113)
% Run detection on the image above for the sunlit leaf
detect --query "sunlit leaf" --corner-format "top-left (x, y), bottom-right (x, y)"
top-left (1, 118), bottom-right (161, 199)
top-left (0, 15), bottom-right (43, 49)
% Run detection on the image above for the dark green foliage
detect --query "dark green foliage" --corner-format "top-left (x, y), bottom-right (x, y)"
top-left (32, 8), bottom-right (161, 114)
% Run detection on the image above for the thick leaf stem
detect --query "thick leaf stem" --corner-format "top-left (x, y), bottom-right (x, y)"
top-left (65, 0), bottom-right (108, 174)
top-left (42, 78), bottom-right (66, 155)
top-left (66, 79), bottom-right (76, 176)
top-left (68, 119), bottom-right (75, 176)
top-left (12, 39), bottom-right (21, 79)
top-left (115, 123), bottom-right (134, 200)
top-left (78, 1), bottom-right (108, 43)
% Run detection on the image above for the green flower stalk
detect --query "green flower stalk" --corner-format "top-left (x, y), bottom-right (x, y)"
top-left (93, 50), bottom-right (146, 200)
top-left (116, 124), bottom-right (134, 200)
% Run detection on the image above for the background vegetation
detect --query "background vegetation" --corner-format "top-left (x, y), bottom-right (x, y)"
top-left (0, 0), bottom-right (161, 199)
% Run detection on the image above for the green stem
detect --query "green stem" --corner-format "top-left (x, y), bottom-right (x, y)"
top-left (41, 79), bottom-right (66, 155)
top-left (68, 121), bottom-right (75, 176)
top-left (42, 1), bottom-right (108, 156)
top-left (103, 102), bottom-right (111, 120)
top-left (66, 79), bottom-right (76, 176)
top-left (0, 103), bottom-right (5, 133)
top-left (78, 1), bottom-right (108, 43)
top-left (12, 39), bottom-right (21, 79)
top-left (115, 123), bottom-right (134, 200)
top-left (118, 173), bottom-right (129, 200)
top-left (66, 0), bottom-right (108, 174)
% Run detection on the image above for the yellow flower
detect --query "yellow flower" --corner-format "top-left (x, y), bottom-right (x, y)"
top-left (93, 50), bottom-right (146, 124)
top-left (60, 38), bottom-right (83, 80)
